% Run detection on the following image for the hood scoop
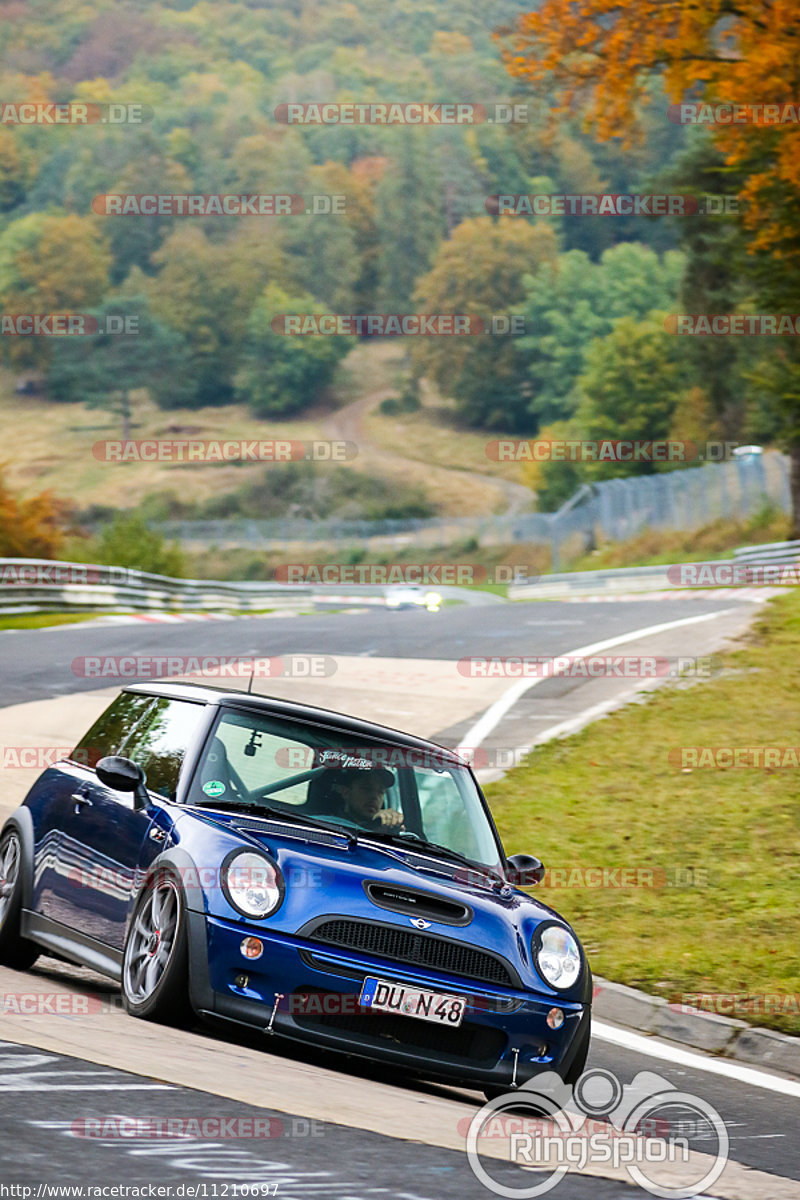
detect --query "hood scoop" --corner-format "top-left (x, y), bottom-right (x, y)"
top-left (364, 881), bottom-right (471, 926)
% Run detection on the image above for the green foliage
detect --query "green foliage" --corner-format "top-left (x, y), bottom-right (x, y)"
top-left (87, 512), bottom-right (185, 577)
top-left (139, 462), bottom-right (435, 522)
top-left (412, 216), bottom-right (558, 430)
top-left (235, 283), bottom-right (354, 417)
top-left (46, 293), bottom-right (193, 434)
top-left (519, 244), bottom-right (685, 429)
top-left (379, 376), bottom-right (421, 415)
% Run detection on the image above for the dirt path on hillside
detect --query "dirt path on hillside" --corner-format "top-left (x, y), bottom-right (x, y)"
top-left (323, 386), bottom-right (532, 518)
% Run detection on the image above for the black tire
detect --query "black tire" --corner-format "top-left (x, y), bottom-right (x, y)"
top-left (483, 1015), bottom-right (591, 1104)
top-left (0, 827), bottom-right (40, 970)
top-left (121, 870), bottom-right (190, 1023)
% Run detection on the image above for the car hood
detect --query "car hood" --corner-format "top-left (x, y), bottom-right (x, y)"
top-left (177, 806), bottom-right (588, 1002)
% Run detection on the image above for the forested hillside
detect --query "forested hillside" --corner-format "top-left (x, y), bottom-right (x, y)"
top-left (0, 0), bottom-right (782, 509)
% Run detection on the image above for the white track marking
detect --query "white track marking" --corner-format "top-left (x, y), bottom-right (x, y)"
top-left (457, 608), bottom-right (738, 754)
top-left (594, 1021), bottom-right (800, 1098)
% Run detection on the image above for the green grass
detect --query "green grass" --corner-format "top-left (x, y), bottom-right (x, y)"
top-left (485, 589), bottom-right (800, 1035)
top-left (0, 612), bottom-right (114, 632)
top-left (563, 507), bottom-right (790, 573)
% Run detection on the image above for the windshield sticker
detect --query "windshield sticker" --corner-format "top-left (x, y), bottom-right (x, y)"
top-left (202, 780), bottom-right (226, 797)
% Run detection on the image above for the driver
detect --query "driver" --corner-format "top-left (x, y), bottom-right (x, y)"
top-left (332, 766), bottom-right (403, 830)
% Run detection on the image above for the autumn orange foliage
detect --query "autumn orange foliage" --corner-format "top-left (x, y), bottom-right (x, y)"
top-left (500, 1), bottom-right (800, 263)
top-left (0, 469), bottom-right (67, 558)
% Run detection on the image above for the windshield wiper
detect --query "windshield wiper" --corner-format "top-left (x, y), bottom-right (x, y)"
top-left (370, 830), bottom-right (503, 881)
top-left (197, 799), bottom-right (357, 847)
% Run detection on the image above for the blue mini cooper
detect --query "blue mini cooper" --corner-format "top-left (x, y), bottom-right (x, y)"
top-left (0, 683), bottom-right (591, 1098)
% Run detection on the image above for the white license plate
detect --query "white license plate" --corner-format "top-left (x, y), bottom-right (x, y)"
top-left (359, 976), bottom-right (466, 1027)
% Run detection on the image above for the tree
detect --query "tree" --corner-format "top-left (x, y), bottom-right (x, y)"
top-left (412, 216), bottom-right (558, 429)
top-left (0, 211), bottom-right (111, 370)
top-left (147, 227), bottom-right (284, 406)
top-left (520, 244), bottom-right (685, 428)
top-left (576, 315), bottom-right (689, 482)
top-left (46, 294), bottom-right (192, 437)
top-left (0, 469), bottom-right (68, 558)
top-left (375, 132), bottom-right (445, 310)
top-left (235, 283), bottom-right (354, 417)
top-left (88, 512), bottom-right (185, 577)
top-left (501, 0), bottom-right (800, 529)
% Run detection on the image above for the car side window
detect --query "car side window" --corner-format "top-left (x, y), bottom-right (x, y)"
top-left (71, 692), bottom-right (154, 771)
top-left (120, 697), bottom-right (202, 800)
top-left (417, 768), bottom-right (482, 860)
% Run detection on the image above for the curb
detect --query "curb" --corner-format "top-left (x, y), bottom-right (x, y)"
top-left (593, 977), bottom-right (800, 1078)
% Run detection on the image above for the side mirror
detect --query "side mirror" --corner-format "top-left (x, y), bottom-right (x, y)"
top-left (96, 755), bottom-right (149, 810)
top-left (506, 853), bottom-right (545, 887)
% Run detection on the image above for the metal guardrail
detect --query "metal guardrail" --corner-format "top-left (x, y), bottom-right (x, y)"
top-left (510, 541), bottom-right (800, 600)
top-left (0, 559), bottom-right (316, 615)
top-left (2, 543), bottom-right (797, 615)
top-left (733, 540), bottom-right (800, 564)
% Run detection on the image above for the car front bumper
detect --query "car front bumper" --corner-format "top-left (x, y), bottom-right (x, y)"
top-left (195, 913), bottom-right (589, 1090)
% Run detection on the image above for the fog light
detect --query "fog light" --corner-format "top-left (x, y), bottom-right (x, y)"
top-left (234, 973), bottom-right (249, 989)
top-left (546, 1007), bottom-right (565, 1029)
top-left (241, 936), bottom-right (263, 960)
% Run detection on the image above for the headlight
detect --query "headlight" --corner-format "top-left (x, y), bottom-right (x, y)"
top-left (533, 924), bottom-right (581, 990)
top-left (222, 850), bottom-right (283, 919)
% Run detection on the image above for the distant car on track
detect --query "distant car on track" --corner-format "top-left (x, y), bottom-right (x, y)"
top-left (384, 584), bottom-right (442, 611)
top-left (0, 683), bottom-right (591, 1098)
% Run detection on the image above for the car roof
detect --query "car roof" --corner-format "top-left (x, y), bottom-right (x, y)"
top-left (122, 680), bottom-right (464, 763)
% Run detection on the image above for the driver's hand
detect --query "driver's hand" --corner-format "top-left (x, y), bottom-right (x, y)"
top-left (372, 809), bottom-right (404, 829)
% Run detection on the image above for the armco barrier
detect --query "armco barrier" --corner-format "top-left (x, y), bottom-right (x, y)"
top-left (2, 543), bottom-right (796, 614)
top-left (0, 560), bottom-right (314, 615)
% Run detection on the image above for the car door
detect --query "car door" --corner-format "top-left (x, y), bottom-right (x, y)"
top-left (52, 695), bottom-right (203, 950)
top-left (32, 691), bottom-right (154, 924)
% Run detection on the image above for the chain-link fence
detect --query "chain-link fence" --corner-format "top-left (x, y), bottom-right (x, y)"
top-left (153, 452), bottom-right (790, 567)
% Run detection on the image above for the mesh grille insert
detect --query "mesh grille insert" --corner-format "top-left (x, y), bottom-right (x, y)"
top-left (309, 918), bottom-right (514, 987)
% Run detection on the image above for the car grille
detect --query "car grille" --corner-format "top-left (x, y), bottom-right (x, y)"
top-left (308, 918), bottom-right (515, 987)
top-left (292, 990), bottom-right (506, 1064)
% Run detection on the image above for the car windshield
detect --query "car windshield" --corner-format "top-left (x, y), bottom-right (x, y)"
top-left (187, 707), bottom-right (502, 871)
